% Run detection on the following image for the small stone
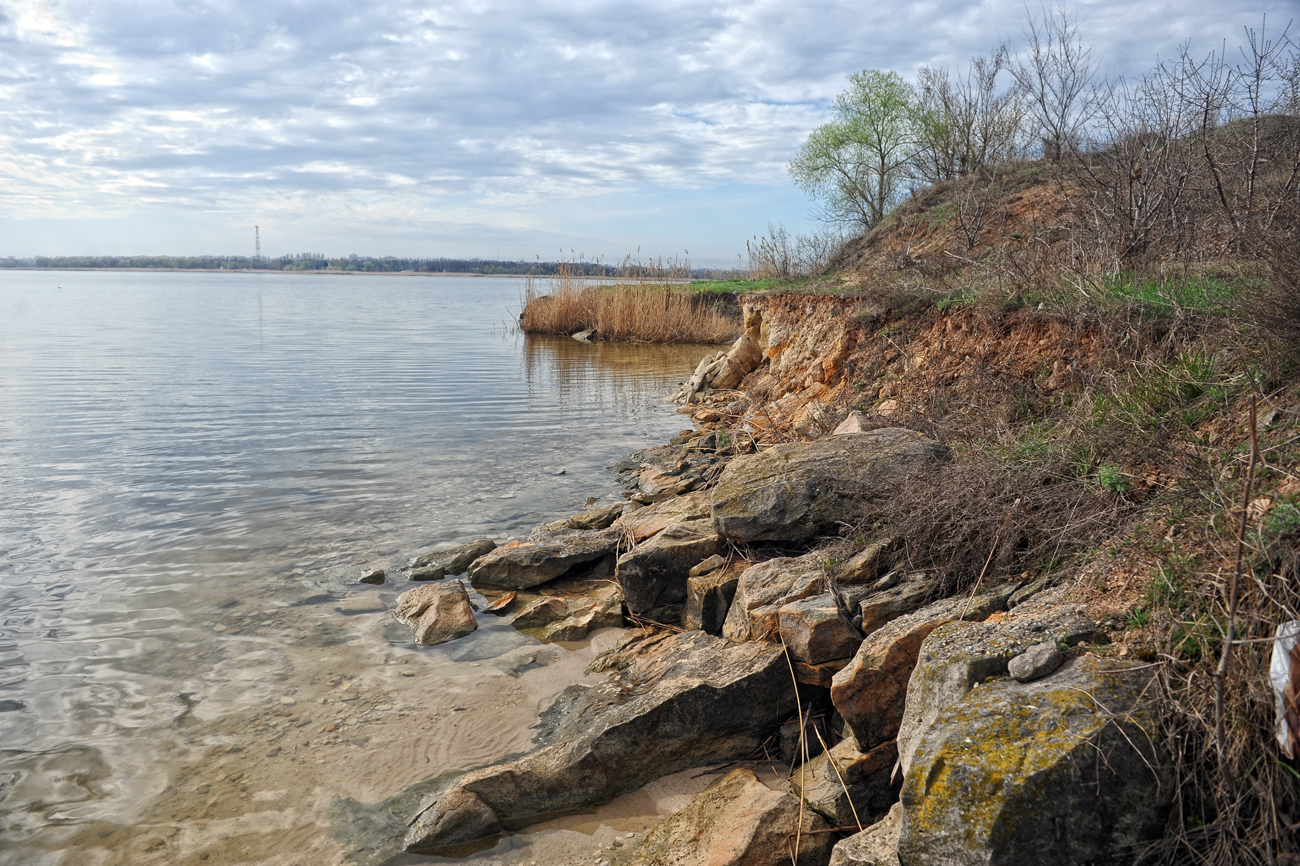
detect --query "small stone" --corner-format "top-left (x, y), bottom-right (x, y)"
top-left (279, 697), bottom-right (296, 706)
top-left (688, 554), bottom-right (728, 577)
top-left (1008, 642), bottom-right (1064, 682)
top-left (556, 467), bottom-right (567, 475)
top-left (359, 568), bottom-right (385, 585)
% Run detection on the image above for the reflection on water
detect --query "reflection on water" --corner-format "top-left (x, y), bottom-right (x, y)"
top-left (0, 271), bottom-right (717, 865)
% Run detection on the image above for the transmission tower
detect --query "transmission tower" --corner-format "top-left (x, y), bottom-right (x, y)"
top-left (255, 225), bottom-right (261, 265)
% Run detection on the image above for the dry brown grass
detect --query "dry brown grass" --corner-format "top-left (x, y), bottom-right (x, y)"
top-left (519, 265), bottom-right (738, 344)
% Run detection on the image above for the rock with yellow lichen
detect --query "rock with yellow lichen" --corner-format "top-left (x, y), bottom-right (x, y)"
top-left (897, 654), bottom-right (1172, 866)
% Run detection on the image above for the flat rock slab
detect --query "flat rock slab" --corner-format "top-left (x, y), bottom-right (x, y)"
top-left (621, 768), bottom-right (833, 866)
top-left (616, 519), bottom-right (724, 615)
top-left (393, 582), bottom-right (478, 647)
top-left (404, 630), bottom-right (795, 853)
top-left (899, 656), bottom-right (1172, 866)
top-left (710, 429), bottom-right (948, 544)
top-left (830, 591), bottom-right (1013, 750)
top-left (617, 491), bottom-right (712, 543)
top-left (467, 528), bottom-right (619, 589)
top-left (411, 538), bottom-right (498, 579)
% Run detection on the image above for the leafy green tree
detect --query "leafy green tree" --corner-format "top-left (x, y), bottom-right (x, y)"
top-left (788, 69), bottom-right (919, 229)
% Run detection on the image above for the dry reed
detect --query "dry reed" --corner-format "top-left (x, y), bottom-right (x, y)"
top-left (519, 263), bottom-right (738, 344)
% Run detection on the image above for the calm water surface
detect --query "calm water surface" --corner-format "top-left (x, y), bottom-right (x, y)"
top-left (0, 271), bottom-right (714, 865)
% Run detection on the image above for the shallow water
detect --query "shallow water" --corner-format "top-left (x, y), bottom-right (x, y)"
top-left (0, 270), bottom-right (716, 865)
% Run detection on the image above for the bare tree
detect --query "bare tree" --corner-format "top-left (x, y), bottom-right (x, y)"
top-left (1011, 3), bottom-right (1099, 161)
top-left (915, 46), bottom-right (1028, 183)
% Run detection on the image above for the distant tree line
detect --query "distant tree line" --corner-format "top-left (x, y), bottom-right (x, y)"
top-left (0, 253), bottom-right (736, 279)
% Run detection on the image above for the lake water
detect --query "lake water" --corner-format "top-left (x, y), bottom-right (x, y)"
top-left (0, 270), bottom-right (716, 865)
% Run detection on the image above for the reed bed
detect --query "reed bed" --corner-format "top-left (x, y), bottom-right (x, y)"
top-left (519, 265), bottom-right (738, 344)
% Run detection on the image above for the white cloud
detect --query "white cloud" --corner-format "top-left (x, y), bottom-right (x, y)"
top-left (0, 0), bottom-right (1292, 263)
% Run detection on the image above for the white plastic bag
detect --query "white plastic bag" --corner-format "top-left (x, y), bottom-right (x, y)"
top-left (1271, 619), bottom-right (1300, 759)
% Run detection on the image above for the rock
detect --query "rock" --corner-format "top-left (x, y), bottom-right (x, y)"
top-left (359, 568), bottom-right (386, 585)
top-left (790, 736), bottom-right (899, 828)
top-left (779, 715), bottom-right (828, 767)
top-left (393, 582), bottom-right (478, 647)
top-left (528, 518), bottom-right (574, 541)
top-left (638, 465), bottom-right (703, 499)
top-left (617, 490), bottom-right (712, 542)
top-left (467, 528), bottom-right (619, 589)
top-left (722, 554), bottom-right (825, 643)
top-left (710, 429), bottom-right (949, 543)
top-left (569, 502), bottom-right (626, 531)
top-left (404, 630), bottom-right (795, 852)
top-left (898, 656), bottom-right (1172, 866)
top-left (1008, 641), bottom-right (1064, 682)
top-left (616, 520), bottom-right (724, 615)
top-left (779, 593), bottom-right (860, 665)
top-left (538, 584), bottom-right (625, 641)
top-left (683, 565), bottom-right (741, 635)
top-left (572, 329), bottom-right (596, 341)
top-left (835, 538), bottom-right (896, 584)
top-left (511, 596), bottom-right (569, 630)
top-left (830, 802), bottom-right (902, 866)
top-left (830, 591), bottom-right (1012, 750)
top-left (690, 554), bottom-right (728, 577)
top-left (894, 613), bottom-right (1095, 776)
top-left (832, 411), bottom-right (872, 436)
top-left (622, 768), bottom-right (833, 866)
top-left (857, 573), bottom-right (936, 637)
top-left (411, 539), bottom-right (498, 579)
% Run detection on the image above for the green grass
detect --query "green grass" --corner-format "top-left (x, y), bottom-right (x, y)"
top-left (1100, 272), bottom-right (1244, 313)
top-left (688, 277), bottom-right (812, 294)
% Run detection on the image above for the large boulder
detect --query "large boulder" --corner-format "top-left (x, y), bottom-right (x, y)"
top-left (404, 630), bottom-right (795, 852)
top-left (710, 429), bottom-right (948, 543)
top-left (898, 655), bottom-right (1172, 866)
top-left (466, 528), bottom-right (620, 589)
top-left (895, 612), bottom-right (1096, 776)
top-left (779, 593), bottom-right (861, 665)
top-left (622, 768), bottom-right (833, 866)
top-left (616, 520), bottom-right (725, 615)
top-left (722, 554), bottom-right (825, 643)
top-left (393, 582), bottom-right (478, 646)
top-left (617, 490), bottom-right (712, 542)
top-left (830, 591), bottom-right (1012, 750)
top-left (410, 538), bottom-right (498, 580)
top-left (789, 735), bottom-right (899, 828)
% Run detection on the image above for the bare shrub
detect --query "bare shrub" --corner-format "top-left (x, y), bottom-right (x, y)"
top-left (1011, 3), bottom-right (1100, 161)
top-left (747, 223), bottom-right (845, 278)
top-left (915, 46), bottom-right (1028, 184)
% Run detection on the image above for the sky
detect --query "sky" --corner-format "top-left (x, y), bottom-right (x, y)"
top-left (0, 0), bottom-right (1293, 266)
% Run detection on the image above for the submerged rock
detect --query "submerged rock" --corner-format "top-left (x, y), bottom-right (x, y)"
top-left (466, 529), bottom-right (619, 589)
top-left (898, 656), bottom-right (1172, 866)
top-left (359, 568), bottom-right (386, 585)
top-left (623, 768), bottom-right (833, 866)
top-left (710, 429), bottom-right (949, 543)
top-left (404, 630), bottom-right (794, 853)
top-left (410, 539), bottom-right (498, 580)
top-left (393, 582), bottom-right (478, 647)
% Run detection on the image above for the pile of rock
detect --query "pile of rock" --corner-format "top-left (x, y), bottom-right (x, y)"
top-left (372, 314), bottom-right (1173, 865)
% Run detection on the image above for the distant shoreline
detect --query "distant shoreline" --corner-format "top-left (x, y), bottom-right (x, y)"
top-left (0, 268), bottom-right (543, 277)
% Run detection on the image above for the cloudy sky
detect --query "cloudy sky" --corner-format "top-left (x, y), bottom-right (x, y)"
top-left (0, 1), bottom-right (1291, 265)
